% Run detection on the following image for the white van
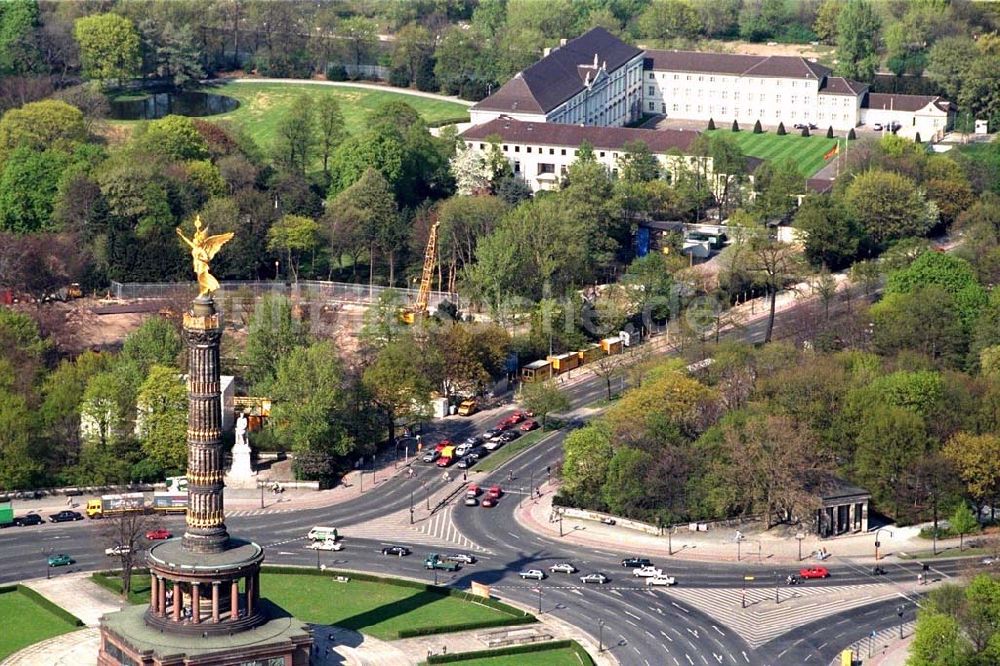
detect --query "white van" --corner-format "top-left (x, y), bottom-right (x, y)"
top-left (307, 526), bottom-right (338, 541)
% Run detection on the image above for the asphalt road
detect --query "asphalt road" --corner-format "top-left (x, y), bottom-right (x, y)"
top-left (0, 284), bottom-right (980, 665)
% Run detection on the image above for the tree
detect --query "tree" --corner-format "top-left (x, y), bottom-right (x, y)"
top-left (73, 13), bottom-right (141, 87)
top-left (835, 0), bottom-right (880, 81)
top-left (776, 122), bottom-right (786, 136)
top-left (267, 214), bottom-right (320, 283)
top-left (910, 611), bottom-right (966, 666)
top-left (744, 233), bottom-right (804, 343)
top-left (434, 25), bottom-right (481, 96)
top-left (794, 195), bottom-right (865, 269)
top-left (0, 147), bottom-right (70, 233)
top-left (958, 55), bottom-right (1000, 130)
top-left (950, 502), bottom-right (979, 551)
top-left (0, 99), bottom-right (85, 167)
top-left (943, 433), bottom-right (1000, 522)
top-left (520, 380), bottom-right (569, 429)
top-left (450, 145), bottom-right (491, 195)
top-left (0, 388), bottom-right (43, 489)
top-left (871, 287), bottom-right (966, 366)
top-left (0, 0), bottom-right (40, 76)
top-left (710, 134), bottom-right (747, 219)
top-left (812, 0), bottom-right (841, 44)
top-left (854, 404), bottom-right (929, 518)
top-left (560, 424), bottom-right (614, 508)
top-left (639, 0), bottom-right (701, 43)
top-left (141, 20), bottom-right (204, 88)
top-left (269, 341), bottom-right (357, 482)
top-left (328, 125), bottom-right (407, 195)
top-left (135, 114), bottom-right (209, 161)
top-left (844, 169), bottom-right (934, 248)
top-left (316, 96), bottom-right (345, 177)
top-left (753, 158), bottom-right (804, 222)
top-left (753, 119), bottom-right (762, 134)
top-left (329, 168), bottom-right (400, 286)
top-left (617, 140), bottom-right (661, 183)
top-left (242, 294), bottom-right (308, 392)
top-left (337, 16), bottom-right (377, 71)
top-left (885, 251), bottom-right (986, 333)
top-left (602, 447), bottom-right (654, 517)
top-left (136, 365), bottom-right (186, 475)
top-left (273, 95), bottom-right (314, 174)
top-left (391, 22), bottom-right (434, 88)
top-left (738, 0), bottom-right (787, 42)
top-left (99, 503), bottom-right (153, 601)
top-left (363, 337), bottom-right (436, 446)
top-left (121, 316), bottom-right (181, 374)
top-left (925, 36), bottom-right (979, 101)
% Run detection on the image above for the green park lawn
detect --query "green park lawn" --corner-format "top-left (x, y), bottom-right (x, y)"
top-left (436, 646), bottom-right (592, 665)
top-left (0, 588), bottom-right (80, 660)
top-left (201, 81), bottom-right (470, 153)
top-left (705, 129), bottom-right (845, 177)
top-left (94, 571), bottom-right (522, 640)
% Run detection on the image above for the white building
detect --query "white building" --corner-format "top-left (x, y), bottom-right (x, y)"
top-left (459, 116), bottom-right (759, 195)
top-left (469, 27), bottom-right (645, 128)
top-left (643, 49), bottom-right (868, 131)
top-left (861, 93), bottom-right (956, 140)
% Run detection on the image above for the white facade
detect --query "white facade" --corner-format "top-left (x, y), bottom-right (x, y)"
top-left (859, 99), bottom-right (953, 140)
top-left (546, 54), bottom-right (646, 127)
top-left (644, 67), bottom-right (862, 131)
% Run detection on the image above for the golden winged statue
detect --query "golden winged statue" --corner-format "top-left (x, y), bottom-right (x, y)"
top-left (176, 216), bottom-right (234, 297)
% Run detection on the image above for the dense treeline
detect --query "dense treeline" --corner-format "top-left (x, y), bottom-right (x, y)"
top-left (2, 1), bottom-right (999, 114)
top-left (0, 290), bottom-right (513, 489)
top-left (910, 574), bottom-right (1000, 666)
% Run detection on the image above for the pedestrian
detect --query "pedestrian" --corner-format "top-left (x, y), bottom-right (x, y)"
top-left (463, 471), bottom-right (467, 482)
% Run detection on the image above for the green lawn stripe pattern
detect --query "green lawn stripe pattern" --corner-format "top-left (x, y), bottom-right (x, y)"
top-left (440, 647), bottom-right (586, 665)
top-left (705, 130), bottom-right (840, 176)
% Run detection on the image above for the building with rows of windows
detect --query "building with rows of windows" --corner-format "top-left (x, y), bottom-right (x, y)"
top-left (470, 28), bottom-right (955, 142)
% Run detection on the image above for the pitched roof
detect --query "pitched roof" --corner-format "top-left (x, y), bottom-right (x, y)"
top-left (644, 49), bottom-right (831, 80)
top-left (460, 117), bottom-right (701, 154)
top-left (863, 93), bottom-right (954, 113)
top-left (806, 178), bottom-right (834, 194)
top-left (471, 27), bottom-right (642, 115)
top-left (819, 76), bottom-right (867, 96)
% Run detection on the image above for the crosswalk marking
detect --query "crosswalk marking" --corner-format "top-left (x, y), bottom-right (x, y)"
top-left (835, 622), bottom-right (915, 665)
top-left (658, 584), bottom-right (905, 648)
top-left (414, 505), bottom-right (489, 552)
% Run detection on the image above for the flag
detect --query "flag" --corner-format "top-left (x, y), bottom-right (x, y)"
top-left (823, 143), bottom-right (840, 161)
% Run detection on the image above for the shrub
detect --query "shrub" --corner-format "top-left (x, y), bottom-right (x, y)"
top-left (915, 132), bottom-right (922, 143)
top-left (847, 128), bottom-right (856, 140)
top-left (326, 64), bottom-right (348, 81)
top-left (826, 126), bottom-right (834, 138)
top-left (388, 67), bottom-right (410, 88)
top-left (776, 122), bottom-right (786, 136)
top-left (707, 118), bottom-right (716, 130)
top-left (753, 119), bottom-right (762, 133)
top-left (731, 119), bottom-right (739, 132)
top-left (427, 641), bottom-right (592, 664)
top-left (801, 126), bottom-right (811, 137)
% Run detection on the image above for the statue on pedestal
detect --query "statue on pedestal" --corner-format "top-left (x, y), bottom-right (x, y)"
top-left (227, 412), bottom-right (256, 486)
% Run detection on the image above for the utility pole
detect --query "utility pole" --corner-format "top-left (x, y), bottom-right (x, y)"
top-left (410, 491), bottom-right (414, 525)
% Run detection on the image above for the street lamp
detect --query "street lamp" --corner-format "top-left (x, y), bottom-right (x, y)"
top-left (43, 548), bottom-right (52, 580)
top-left (875, 528), bottom-right (893, 561)
top-left (796, 533), bottom-right (805, 562)
top-left (410, 490), bottom-right (415, 525)
top-left (598, 619), bottom-right (605, 652)
top-left (774, 571), bottom-right (780, 604)
top-left (735, 531), bottom-right (744, 561)
top-left (260, 481), bottom-right (265, 509)
top-left (274, 260), bottom-right (279, 281)
top-left (897, 604), bottom-right (905, 639)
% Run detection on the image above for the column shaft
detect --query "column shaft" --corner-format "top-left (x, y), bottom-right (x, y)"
top-left (192, 583), bottom-right (201, 624)
top-left (230, 580), bottom-right (239, 620)
top-left (212, 583), bottom-right (220, 623)
top-left (172, 581), bottom-right (181, 621)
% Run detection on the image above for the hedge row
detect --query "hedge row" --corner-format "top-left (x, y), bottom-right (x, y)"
top-left (426, 639), bottom-right (594, 664)
top-left (426, 116), bottom-right (471, 129)
top-left (13, 585), bottom-right (85, 627)
top-left (398, 614), bottom-right (535, 639)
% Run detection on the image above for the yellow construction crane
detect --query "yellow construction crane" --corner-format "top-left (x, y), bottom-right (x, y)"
top-left (401, 220), bottom-right (439, 324)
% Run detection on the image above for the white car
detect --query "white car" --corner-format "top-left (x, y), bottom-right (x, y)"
top-left (519, 569), bottom-right (545, 580)
top-left (580, 573), bottom-right (609, 584)
top-left (455, 443), bottom-right (472, 457)
top-left (549, 563), bottom-right (577, 574)
top-left (633, 566), bottom-right (663, 578)
top-left (105, 545), bottom-right (131, 557)
top-left (446, 553), bottom-right (476, 564)
top-left (483, 439), bottom-right (504, 451)
top-left (646, 575), bottom-right (676, 586)
top-left (983, 557), bottom-right (997, 566)
top-left (307, 539), bottom-right (343, 551)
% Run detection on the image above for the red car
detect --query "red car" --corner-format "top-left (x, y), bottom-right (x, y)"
top-left (520, 420), bottom-right (539, 432)
top-left (487, 485), bottom-right (503, 499)
top-left (481, 497), bottom-right (496, 508)
top-left (146, 529), bottom-right (172, 540)
top-left (799, 567), bottom-right (829, 579)
top-left (506, 412), bottom-right (526, 425)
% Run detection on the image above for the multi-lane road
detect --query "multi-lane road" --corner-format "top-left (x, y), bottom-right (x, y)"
top-left (0, 290), bottom-right (980, 664)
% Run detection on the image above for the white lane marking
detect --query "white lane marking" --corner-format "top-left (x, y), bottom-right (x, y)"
top-left (713, 625), bottom-right (725, 636)
top-left (714, 655), bottom-right (724, 664)
top-left (625, 610), bottom-right (641, 620)
top-left (686, 654), bottom-right (694, 665)
top-left (672, 601), bottom-right (690, 613)
top-left (660, 630), bottom-right (673, 642)
top-left (686, 628), bottom-right (700, 639)
top-left (742, 651), bottom-right (750, 663)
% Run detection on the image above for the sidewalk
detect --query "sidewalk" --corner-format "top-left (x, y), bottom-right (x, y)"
top-left (516, 480), bottom-right (967, 566)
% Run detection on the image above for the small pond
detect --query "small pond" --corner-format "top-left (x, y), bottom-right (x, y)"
top-left (109, 90), bottom-right (239, 120)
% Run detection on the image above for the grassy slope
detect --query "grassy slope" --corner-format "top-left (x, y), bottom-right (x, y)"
top-left (705, 129), bottom-right (845, 176)
top-left (439, 647), bottom-right (588, 665)
top-left (94, 572), bottom-right (514, 641)
top-left (472, 430), bottom-right (550, 473)
top-left (203, 81), bottom-right (470, 154)
top-left (0, 589), bottom-right (79, 660)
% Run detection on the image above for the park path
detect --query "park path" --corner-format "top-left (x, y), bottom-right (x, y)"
top-left (208, 76), bottom-right (474, 107)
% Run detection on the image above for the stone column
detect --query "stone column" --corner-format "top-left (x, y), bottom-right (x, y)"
top-left (246, 575), bottom-right (254, 616)
top-left (191, 582), bottom-right (201, 624)
top-left (150, 575), bottom-right (158, 615)
top-left (181, 298), bottom-right (229, 555)
top-left (172, 581), bottom-right (182, 621)
top-left (212, 582), bottom-right (220, 623)
top-left (253, 571), bottom-right (260, 603)
top-left (158, 577), bottom-right (166, 616)
top-left (230, 580), bottom-right (239, 620)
